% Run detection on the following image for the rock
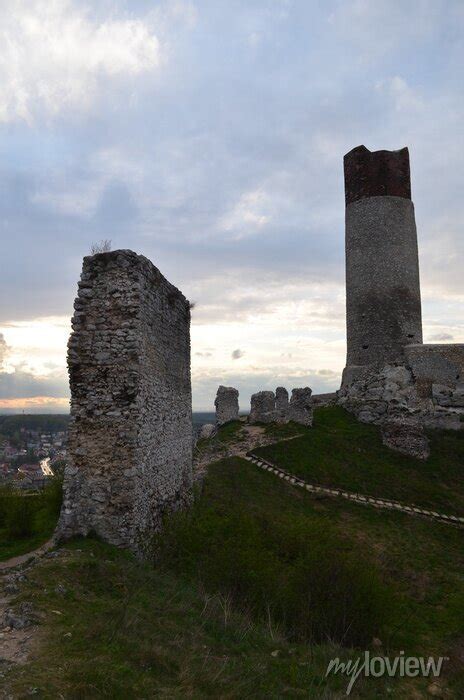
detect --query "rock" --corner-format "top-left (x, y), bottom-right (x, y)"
top-left (198, 423), bottom-right (216, 440)
top-left (215, 386), bottom-right (239, 425)
top-left (275, 387), bottom-right (289, 422)
top-left (249, 391), bottom-right (276, 424)
top-left (381, 420), bottom-right (430, 460)
top-left (288, 388), bottom-right (313, 427)
top-left (311, 392), bottom-right (337, 407)
top-left (2, 602), bottom-right (36, 629)
top-left (383, 365), bottom-right (412, 388)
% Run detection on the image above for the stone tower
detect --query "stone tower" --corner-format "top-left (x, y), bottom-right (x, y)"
top-left (344, 145), bottom-right (423, 368)
top-left (57, 250), bottom-right (193, 556)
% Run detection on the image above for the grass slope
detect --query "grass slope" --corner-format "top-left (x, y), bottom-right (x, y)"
top-left (0, 479), bottom-right (62, 561)
top-left (6, 539), bottom-right (368, 698)
top-left (255, 407), bottom-right (464, 515)
top-left (4, 408), bottom-right (464, 697)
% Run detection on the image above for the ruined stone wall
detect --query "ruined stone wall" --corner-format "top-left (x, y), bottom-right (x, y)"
top-left (275, 387), bottom-right (289, 422)
top-left (405, 344), bottom-right (464, 402)
top-left (57, 250), bottom-right (193, 555)
top-left (215, 386), bottom-right (239, 425)
top-left (288, 388), bottom-right (313, 426)
top-left (338, 352), bottom-right (464, 431)
top-left (248, 387), bottom-right (313, 426)
top-left (249, 391), bottom-right (276, 424)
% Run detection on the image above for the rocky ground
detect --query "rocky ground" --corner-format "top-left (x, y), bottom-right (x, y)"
top-left (0, 542), bottom-right (57, 681)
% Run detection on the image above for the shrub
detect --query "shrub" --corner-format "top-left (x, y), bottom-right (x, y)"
top-left (0, 477), bottom-right (63, 541)
top-left (155, 502), bottom-right (395, 647)
top-left (2, 492), bottom-right (36, 538)
top-left (90, 239), bottom-right (112, 254)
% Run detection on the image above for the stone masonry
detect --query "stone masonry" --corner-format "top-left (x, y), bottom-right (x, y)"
top-left (56, 250), bottom-right (193, 556)
top-left (249, 391), bottom-right (276, 424)
top-left (288, 388), bottom-right (313, 427)
top-left (214, 386), bottom-right (239, 425)
top-left (344, 146), bottom-right (422, 368)
top-left (248, 387), bottom-right (313, 427)
top-left (275, 387), bottom-right (289, 422)
top-left (339, 146), bottom-right (464, 446)
top-left (381, 419), bottom-right (430, 461)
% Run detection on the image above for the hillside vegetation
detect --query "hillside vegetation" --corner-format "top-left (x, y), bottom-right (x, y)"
top-left (3, 408), bottom-right (464, 698)
top-left (0, 479), bottom-right (62, 560)
top-left (256, 407), bottom-right (464, 515)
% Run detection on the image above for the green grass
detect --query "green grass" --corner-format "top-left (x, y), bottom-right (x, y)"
top-left (4, 408), bottom-right (464, 697)
top-left (194, 419), bottom-right (244, 455)
top-left (254, 406), bottom-right (464, 515)
top-left (263, 421), bottom-right (306, 440)
top-left (0, 478), bottom-right (62, 561)
top-left (5, 459), bottom-right (463, 697)
top-left (156, 460), bottom-right (395, 648)
top-left (4, 539), bottom-right (379, 699)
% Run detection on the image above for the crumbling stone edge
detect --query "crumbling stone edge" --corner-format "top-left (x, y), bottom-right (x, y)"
top-left (245, 453), bottom-right (464, 529)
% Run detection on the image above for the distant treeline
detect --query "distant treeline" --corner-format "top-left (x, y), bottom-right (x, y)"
top-left (0, 414), bottom-right (71, 437)
top-left (0, 412), bottom-right (226, 439)
top-left (192, 412), bottom-right (215, 429)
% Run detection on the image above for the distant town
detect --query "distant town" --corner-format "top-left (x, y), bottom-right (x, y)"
top-left (0, 412), bottom-right (216, 491)
top-left (0, 415), bottom-right (70, 490)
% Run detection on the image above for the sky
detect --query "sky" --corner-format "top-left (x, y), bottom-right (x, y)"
top-left (0, 0), bottom-right (463, 412)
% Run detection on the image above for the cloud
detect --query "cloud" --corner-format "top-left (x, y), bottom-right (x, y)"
top-left (1, 0), bottom-right (464, 412)
top-left (0, 333), bottom-right (8, 368)
top-left (0, 397), bottom-right (69, 414)
top-left (376, 76), bottom-right (424, 113)
top-left (0, 319), bottom-right (69, 408)
top-left (0, 365), bottom-right (68, 400)
top-left (328, 0), bottom-right (449, 61)
top-left (0, 0), bottom-right (161, 123)
top-left (220, 188), bottom-right (271, 239)
top-left (231, 349), bottom-right (244, 360)
top-left (426, 332), bottom-right (454, 342)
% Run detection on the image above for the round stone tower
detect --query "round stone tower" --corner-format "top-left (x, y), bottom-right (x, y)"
top-left (344, 145), bottom-right (423, 368)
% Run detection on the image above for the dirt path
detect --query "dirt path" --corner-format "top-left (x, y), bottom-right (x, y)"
top-left (193, 423), bottom-right (303, 479)
top-left (0, 538), bottom-right (55, 572)
top-left (0, 539), bottom-right (57, 672)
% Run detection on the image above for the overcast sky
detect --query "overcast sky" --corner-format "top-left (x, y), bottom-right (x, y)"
top-left (0, 0), bottom-right (463, 412)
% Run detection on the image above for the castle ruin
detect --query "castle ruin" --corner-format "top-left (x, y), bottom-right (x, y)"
top-left (344, 145), bottom-right (422, 367)
top-left (57, 250), bottom-right (193, 555)
top-left (339, 146), bottom-right (464, 432)
top-left (248, 387), bottom-right (313, 426)
top-left (57, 147), bottom-right (464, 549)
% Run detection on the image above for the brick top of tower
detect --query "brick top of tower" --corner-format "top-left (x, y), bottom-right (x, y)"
top-left (344, 145), bottom-right (411, 205)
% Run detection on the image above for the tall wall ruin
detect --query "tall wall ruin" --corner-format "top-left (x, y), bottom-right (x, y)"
top-left (215, 386), bottom-right (239, 425)
top-left (57, 250), bottom-right (193, 555)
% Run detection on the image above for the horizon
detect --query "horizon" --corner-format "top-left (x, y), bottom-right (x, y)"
top-left (1, 1), bottom-right (463, 413)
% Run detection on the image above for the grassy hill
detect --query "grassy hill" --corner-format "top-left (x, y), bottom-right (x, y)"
top-left (255, 407), bottom-right (464, 515)
top-left (3, 408), bottom-right (464, 698)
